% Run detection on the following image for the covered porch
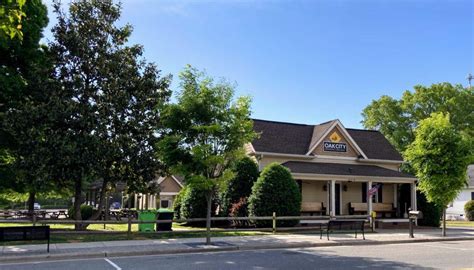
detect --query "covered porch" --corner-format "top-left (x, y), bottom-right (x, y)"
top-left (283, 161), bottom-right (417, 219)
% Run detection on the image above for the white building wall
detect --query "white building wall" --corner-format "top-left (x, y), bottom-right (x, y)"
top-left (447, 188), bottom-right (474, 220)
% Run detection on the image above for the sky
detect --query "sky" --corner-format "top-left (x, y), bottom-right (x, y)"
top-left (41, 0), bottom-right (473, 128)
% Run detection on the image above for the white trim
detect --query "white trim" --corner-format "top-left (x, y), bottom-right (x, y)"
top-left (306, 120), bottom-right (368, 159)
top-left (171, 175), bottom-right (184, 188)
top-left (160, 192), bottom-right (179, 196)
top-left (157, 175), bottom-right (184, 188)
top-left (291, 172), bottom-right (416, 183)
top-left (358, 158), bottom-right (404, 165)
top-left (306, 121), bottom-right (338, 155)
top-left (253, 151), bottom-right (314, 159)
top-left (246, 143), bottom-right (256, 154)
top-left (313, 155), bottom-right (358, 161)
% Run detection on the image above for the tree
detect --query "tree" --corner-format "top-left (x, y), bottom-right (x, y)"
top-left (221, 157), bottom-right (259, 216)
top-left (156, 65), bottom-right (256, 244)
top-left (49, 0), bottom-right (171, 228)
top-left (0, 0), bottom-right (51, 212)
top-left (362, 83), bottom-right (473, 153)
top-left (362, 83), bottom-right (474, 225)
top-left (248, 163), bottom-right (301, 227)
top-left (405, 113), bottom-right (470, 236)
top-left (0, 0), bottom-right (26, 41)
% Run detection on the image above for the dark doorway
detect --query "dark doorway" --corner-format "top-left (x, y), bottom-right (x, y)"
top-left (335, 183), bottom-right (341, 215)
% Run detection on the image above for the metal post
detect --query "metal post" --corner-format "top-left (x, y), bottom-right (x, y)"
top-left (409, 217), bottom-right (414, 238)
top-left (272, 212), bottom-right (276, 234)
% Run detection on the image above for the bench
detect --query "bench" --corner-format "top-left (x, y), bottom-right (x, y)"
top-left (320, 219), bottom-right (366, 240)
top-left (301, 202), bottom-right (326, 216)
top-left (349, 203), bottom-right (396, 217)
top-left (0, 226), bottom-right (50, 252)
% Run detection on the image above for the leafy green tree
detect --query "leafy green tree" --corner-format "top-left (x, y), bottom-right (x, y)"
top-left (362, 83), bottom-right (473, 153)
top-left (0, 0), bottom-right (26, 41)
top-left (221, 157), bottom-right (259, 216)
top-left (49, 0), bottom-right (171, 228)
top-left (362, 83), bottom-right (474, 225)
top-left (0, 0), bottom-right (51, 212)
top-left (157, 65), bottom-right (256, 244)
top-left (248, 163), bottom-right (301, 227)
top-left (405, 113), bottom-right (470, 236)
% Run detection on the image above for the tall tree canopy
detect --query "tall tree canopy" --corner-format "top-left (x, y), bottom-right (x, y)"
top-left (405, 113), bottom-right (470, 236)
top-left (362, 83), bottom-right (473, 153)
top-left (0, 0), bottom-right (50, 211)
top-left (157, 65), bottom-right (256, 244)
top-left (49, 0), bottom-right (171, 227)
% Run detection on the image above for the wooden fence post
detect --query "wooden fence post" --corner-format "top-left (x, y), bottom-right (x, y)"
top-left (127, 213), bottom-right (132, 238)
top-left (272, 212), bottom-right (276, 234)
top-left (32, 212), bottom-right (36, 227)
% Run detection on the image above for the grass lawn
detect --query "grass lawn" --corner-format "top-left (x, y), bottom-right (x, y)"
top-left (446, 220), bottom-right (474, 227)
top-left (0, 222), bottom-right (196, 232)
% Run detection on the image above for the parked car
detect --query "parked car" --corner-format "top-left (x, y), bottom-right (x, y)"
top-left (33, 203), bottom-right (41, 210)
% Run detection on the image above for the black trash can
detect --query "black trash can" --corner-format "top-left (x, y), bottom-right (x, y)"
top-left (156, 209), bottom-right (174, 231)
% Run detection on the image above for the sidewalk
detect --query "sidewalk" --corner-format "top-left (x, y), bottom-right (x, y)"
top-left (1, 227), bottom-right (473, 263)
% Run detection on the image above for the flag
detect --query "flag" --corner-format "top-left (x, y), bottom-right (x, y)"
top-left (368, 184), bottom-right (381, 197)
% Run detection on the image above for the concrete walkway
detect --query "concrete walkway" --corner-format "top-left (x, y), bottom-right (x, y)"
top-left (1, 228), bottom-right (473, 263)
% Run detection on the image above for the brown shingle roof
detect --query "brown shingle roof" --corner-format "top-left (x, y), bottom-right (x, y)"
top-left (251, 119), bottom-right (403, 161)
top-left (252, 119), bottom-right (314, 155)
top-left (282, 161), bottom-right (415, 178)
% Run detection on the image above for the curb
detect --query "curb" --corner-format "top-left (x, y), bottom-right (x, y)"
top-left (1, 237), bottom-right (473, 264)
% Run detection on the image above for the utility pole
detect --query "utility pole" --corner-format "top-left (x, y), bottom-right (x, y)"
top-left (467, 73), bottom-right (473, 89)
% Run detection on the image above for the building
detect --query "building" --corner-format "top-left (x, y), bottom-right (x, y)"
top-left (246, 119), bottom-right (417, 218)
top-left (447, 165), bottom-right (474, 220)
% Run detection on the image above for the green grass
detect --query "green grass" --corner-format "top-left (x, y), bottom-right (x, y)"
top-left (0, 222), bottom-right (197, 232)
top-left (446, 220), bottom-right (474, 227)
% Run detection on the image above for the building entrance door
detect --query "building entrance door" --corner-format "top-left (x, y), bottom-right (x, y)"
top-left (335, 183), bottom-right (341, 215)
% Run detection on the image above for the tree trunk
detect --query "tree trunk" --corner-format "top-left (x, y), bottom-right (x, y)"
top-left (27, 192), bottom-right (36, 215)
top-left (442, 207), bottom-right (447, 237)
top-left (89, 179), bottom-right (109, 222)
top-left (74, 180), bottom-right (83, 231)
top-left (205, 191), bottom-right (212, 245)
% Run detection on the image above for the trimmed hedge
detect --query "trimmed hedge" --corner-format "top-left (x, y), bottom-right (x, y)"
top-left (465, 200), bottom-right (474, 221)
top-left (179, 184), bottom-right (217, 226)
top-left (173, 186), bottom-right (187, 220)
top-left (248, 163), bottom-right (301, 227)
top-left (221, 157), bottom-right (259, 216)
top-left (68, 204), bottom-right (95, 220)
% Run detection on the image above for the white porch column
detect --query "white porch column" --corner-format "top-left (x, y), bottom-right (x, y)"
top-left (326, 181), bottom-right (330, 215)
top-left (330, 180), bottom-right (336, 217)
top-left (367, 181), bottom-right (373, 214)
top-left (411, 182), bottom-right (417, 211)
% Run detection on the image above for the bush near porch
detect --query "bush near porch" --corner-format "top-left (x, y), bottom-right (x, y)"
top-left (248, 163), bottom-right (301, 227)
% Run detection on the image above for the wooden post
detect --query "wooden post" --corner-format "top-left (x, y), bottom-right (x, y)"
top-left (127, 213), bottom-right (132, 239)
top-left (32, 212), bottom-right (36, 227)
top-left (272, 212), bottom-right (276, 234)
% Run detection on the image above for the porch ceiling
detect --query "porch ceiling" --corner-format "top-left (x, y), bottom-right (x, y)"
top-left (282, 161), bottom-right (415, 179)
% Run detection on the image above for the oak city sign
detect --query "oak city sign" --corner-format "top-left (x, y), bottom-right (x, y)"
top-left (323, 131), bottom-right (347, 152)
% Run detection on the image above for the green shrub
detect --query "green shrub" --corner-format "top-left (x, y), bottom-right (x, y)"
top-left (173, 187), bottom-right (187, 220)
top-left (465, 200), bottom-right (474, 221)
top-left (68, 204), bottom-right (95, 220)
top-left (180, 184), bottom-right (217, 226)
top-left (416, 192), bottom-right (442, 227)
top-left (221, 157), bottom-right (259, 216)
top-left (248, 163), bottom-right (301, 227)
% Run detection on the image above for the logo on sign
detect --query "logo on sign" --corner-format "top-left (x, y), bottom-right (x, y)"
top-left (324, 131), bottom-right (347, 152)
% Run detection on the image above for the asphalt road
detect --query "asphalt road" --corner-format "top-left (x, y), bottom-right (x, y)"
top-left (1, 240), bottom-right (473, 270)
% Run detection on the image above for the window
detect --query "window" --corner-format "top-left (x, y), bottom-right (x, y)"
top-left (471, 192), bottom-right (474, 200)
top-left (160, 200), bottom-right (169, 209)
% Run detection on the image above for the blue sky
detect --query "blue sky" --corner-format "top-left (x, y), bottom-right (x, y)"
top-left (42, 0), bottom-right (473, 128)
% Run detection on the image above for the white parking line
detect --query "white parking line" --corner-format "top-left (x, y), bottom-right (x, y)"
top-left (104, 258), bottom-right (122, 270)
top-left (421, 244), bottom-right (472, 251)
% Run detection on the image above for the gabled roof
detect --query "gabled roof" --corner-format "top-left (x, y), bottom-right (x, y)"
top-left (251, 119), bottom-right (403, 161)
top-left (252, 119), bottom-right (314, 155)
top-left (282, 161), bottom-right (415, 178)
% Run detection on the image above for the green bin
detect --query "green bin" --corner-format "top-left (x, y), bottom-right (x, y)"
top-left (156, 209), bottom-right (174, 231)
top-left (138, 210), bottom-right (157, 232)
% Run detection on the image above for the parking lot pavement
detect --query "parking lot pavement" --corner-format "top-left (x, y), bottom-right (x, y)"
top-left (1, 240), bottom-right (473, 270)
